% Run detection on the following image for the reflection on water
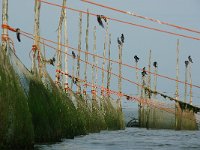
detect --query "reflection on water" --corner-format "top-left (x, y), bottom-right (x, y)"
top-left (36, 128), bottom-right (200, 150)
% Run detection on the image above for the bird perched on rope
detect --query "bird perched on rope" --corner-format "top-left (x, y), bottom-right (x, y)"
top-left (72, 51), bottom-right (76, 59)
top-left (49, 57), bottom-right (55, 66)
top-left (16, 28), bottom-right (21, 42)
top-left (97, 15), bottom-right (104, 28)
top-left (141, 67), bottom-right (147, 77)
top-left (100, 15), bottom-right (107, 23)
top-left (117, 37), bottom-right (122, 46)
top-left (185, 60), bottom-right (189, 68)
top-left (134, 55), bottom-right (139, 63)
top-left (153, 61), bottom-right (158, 68)
top-left (121, 34), bottom-right (124, 43)
top-left (188, 55), bottom-right (193, 63)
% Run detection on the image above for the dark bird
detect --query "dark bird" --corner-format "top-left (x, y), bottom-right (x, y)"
top-left (72, 51), bottom-right (76, 59)
top-left (126, 95), bottom-right (130, 100)
top-left (185, 60), bottom-right (189, 68)
top-left (101, 15), bottom-right (107, 22)
top-left (97, 15), bottom-right (104, 28)
top-left (117, 37), bottom-right (122, 45)
top-left (141, 67), bottom-right (147, 77)
top-left (49, 57), bottom-right (55, 66)
top-left (153, 61), bottom-right (158, 68)
top-left (134, 55), bottom-right (139, 63)
top-left (16, 28), bottom-right (21, 42)
top-left (72, 77), bottom-right (77, 84)
top-left (188, 55), bottom-right (193, 63)
top-left (121, 34), bottom-right (124, 43)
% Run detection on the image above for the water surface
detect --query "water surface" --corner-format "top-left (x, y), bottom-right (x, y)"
top-left (36, 128), bottom-right (200, 150)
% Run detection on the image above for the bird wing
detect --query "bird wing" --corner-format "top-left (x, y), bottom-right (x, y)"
top-left (17, 33), bottom-right (21, 42)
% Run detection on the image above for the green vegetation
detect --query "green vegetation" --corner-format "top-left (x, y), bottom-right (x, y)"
top-left (0, 49), bottom-right (34, 149)
top-left (0, 47), bottom-right (124, 149)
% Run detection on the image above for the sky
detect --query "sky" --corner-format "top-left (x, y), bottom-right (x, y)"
top-left (1, 0), bottom-right (200, 108)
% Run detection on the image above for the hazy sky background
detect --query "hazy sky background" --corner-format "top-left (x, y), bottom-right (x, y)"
top-left (1, 0), bottom-right (200, 108)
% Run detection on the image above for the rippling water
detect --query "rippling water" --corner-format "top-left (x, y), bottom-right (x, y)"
top-left (36, 128), bottom-right (200, 150)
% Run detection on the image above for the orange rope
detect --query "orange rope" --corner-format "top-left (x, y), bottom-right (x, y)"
top-left (57, 69), bottom-right (177, 111)
top-left (38, 0), bottom-right (200, 41)
top-left (21, 32), bottom-right (197, 107)
top-left (20, 30), bottom-right (200, 90)
top-left (81, 0), bottom-right (200, 35)
top-left (4, 26), bottom-right (198, 107)
top-left (2, 24), bottom-right (17, 32)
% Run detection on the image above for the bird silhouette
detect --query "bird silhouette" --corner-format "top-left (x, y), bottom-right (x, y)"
top-left (188, 55), bottom-right (193, 63)
top-left (121, 34), bottom-right (124, 43)
top-left (49, 57), bottom-right (55, 66)
top-left (100, 15), bottom-right (107, 23)
top-left (72, 51), bottom-right (76, 59)
top-left (185, 60), bottom-right (189, 68)
top-left (16, 28), bottom-right (21, 42)
top-left (153, 61), bottom-right (158, 68)
top-left (97, 15), bottom-right (104, 28)
top-left (134, 55), bottom-right (139, 63)
top-left (117, 37), bottom-right (122, 45)
top-left (141, 67), bottom-right (147, 77)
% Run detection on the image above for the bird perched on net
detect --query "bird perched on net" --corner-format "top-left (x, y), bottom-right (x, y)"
top-left (141, 67), bottom-right (147, 77)
top-left (134, 55), bottom-right (139, 63)
top-left (16, 28), bottom-right (21, 42)
top-left (121, 34), bottom-right (124, 43)
top-left (153, 61), bottom-right (158, 68)
top-left (117, 37), bottom-right (122, 46)
top-left (188, 55), bottom-right (193, 63)
top-left (100, 15), bottom-right (107, 23)
top-left (97, 15), bottom-right (104, 28)
top-left (49, 57), bottom-right (55, 66)
top-left (72, 51), bottom-right (76, 59)
top-left (185, 60), bottom-right (189, 68)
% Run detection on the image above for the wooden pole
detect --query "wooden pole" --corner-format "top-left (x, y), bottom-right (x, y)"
top-left (92, 26), bottom-right (97, 100)
top-left (83, 9), bottom-right (89, 96)
top-left (175, 39), bottom-right (180, 100)
top-left (153, 66), bottom-right (158, 98)
top-left (147, 49), bottom-right (152, 99)
top-left (146, 49), bottom-right (152, 129)
top-left (135, 56), bottom-right (141, 127)
top-left (63, 0), bottom-right (69, 91)
top-left (55, 0), bottom-right (65, 87)
top-left (189, 63), bottom-right (193, 105)
top-left (95, 52), bottom-right (98, 97)
top-left (32, 0), bottom-right (41, 75)
top-left (101, 22), bottom-right (109, 96)
top-left (71, 56), bottom-right (75, 90)
top-left (2, 0), bottom-right (8, 51)
top-left (106, 33), bottom-right (111, 97)
top-left (175, 39), bottom-right (181, 130)
top-left (117, 42), bottom-right (122, 108)
top-left (42, 40), bottom-right (47, 84)
top-left (153, 64), bottom-right (158, 128)
top-left (184, 63), bottom-right (188, 103)
top-left (76, 12), bottom-right (83, 93)
top-left (135, 62), bottom-right (139, 96)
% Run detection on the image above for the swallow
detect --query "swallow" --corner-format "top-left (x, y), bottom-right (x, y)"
top-left (121, 34), bottom-right (124, 43)
top-left (117, 37), bottom-right (122, 45)
top-left (100, 15), bottom-right (107, 22)
top-left (188, 55), bottom-right (193, 63)
top-left (49, 57), bottom-right (55, 66)
top-left (134, 55), bottom-right (139, 63)
top-left (72, 51), bottom-right (76, 59)
top-left (141, 67), bottom-right (147, 77)
top-left (153, 61), bottom-right (158, 68)
top-left (16, 28), bottom-right (21, 42)
top-left (185, 60), bottom-right (189, 68)
top-left (97, 15), bottom-right (104, 28)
